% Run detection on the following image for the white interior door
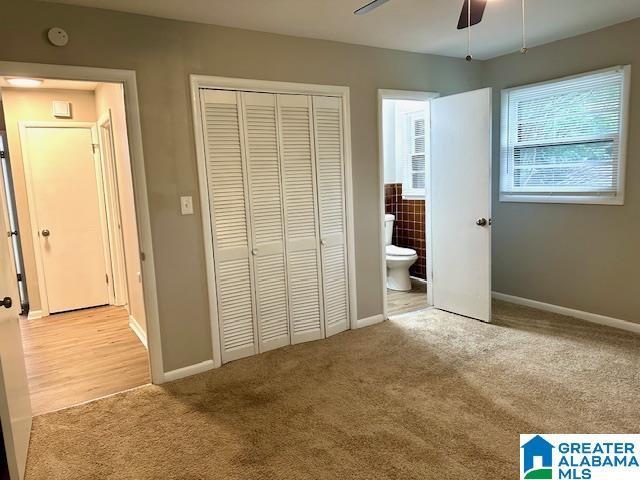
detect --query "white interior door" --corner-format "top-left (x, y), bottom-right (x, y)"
top-left (241, 92), bottom-right (290, 353)
top-left (277, 94), bottom-right (325, 344)
top-left (201, 90), bottom-right (258, 363)
top-left (430, 88), bottom-right (492, 322)
top-left (0, 160), bottom-right (31, 480)
top-left (23, 125), bottom-right (110, 314)
top-left (98, 114), bottom-right (128, 307)
top-left (312, 96), bottom-right (350, 336)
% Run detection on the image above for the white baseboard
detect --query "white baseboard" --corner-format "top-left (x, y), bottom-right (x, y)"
top-left (355, 314), bottom-right (385, 329)
top-left (492, 292), bottom-right (640, 335)
top-left (162, 360), bottom-right (215, 383)
top-left (128, 315), bottom-right (148, 349)
top-left (27, 309), bottom-right (43, 320)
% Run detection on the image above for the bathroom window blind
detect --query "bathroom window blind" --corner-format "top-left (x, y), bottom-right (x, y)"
top-left (403, 112), bottom-right (427, 197)
top-left (500, 66), bottom-right (629, 204)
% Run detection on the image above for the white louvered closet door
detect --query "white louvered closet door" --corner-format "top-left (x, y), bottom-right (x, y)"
top-left (312, 96), bottom-right (350, 337)
top-left (200, 90), bottom-right (257, 363)
top-left (277, 94), bottom-right (325, 344)
top-left (241, 92), bottom-right (291, 352)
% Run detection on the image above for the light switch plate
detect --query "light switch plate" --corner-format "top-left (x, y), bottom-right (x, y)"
top-left (180, 196), bottom-right (194, 215)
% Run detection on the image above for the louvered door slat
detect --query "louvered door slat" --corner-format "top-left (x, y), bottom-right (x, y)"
top-left (313, 96), bottom-right (350, 337)
top-left (201, 89), bottom-right (257, 363)
top-left (277, 94), bottom-right (325, 344)
top-left (242, 92), bottom-right (290, 352)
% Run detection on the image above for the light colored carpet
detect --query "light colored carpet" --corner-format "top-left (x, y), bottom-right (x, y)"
top-left (25, 301), bottom-right (639, 479)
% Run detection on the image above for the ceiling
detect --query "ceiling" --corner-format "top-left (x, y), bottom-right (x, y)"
top-left (0, 78), bottom-right (98, 90)
top-left (40, 0), bottom-right (640, 59)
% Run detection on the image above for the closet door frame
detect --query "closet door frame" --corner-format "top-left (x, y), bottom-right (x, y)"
top-left (191, 75), bottom-right (357, 368)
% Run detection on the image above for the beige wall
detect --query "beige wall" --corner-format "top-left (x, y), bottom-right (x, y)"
top-left (94, 83), bottom-right (147, 333)
top-left (1, 87), bottom-right (97, 312)
top-left (483, 18), bottom-right (640, 324)
top-left (1, 0), bottom-right (483, 371)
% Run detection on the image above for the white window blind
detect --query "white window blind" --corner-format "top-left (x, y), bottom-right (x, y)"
top-left (403, 111), bottom-right (427, 197)
top-left (500, 66), bottom-right (630, 204)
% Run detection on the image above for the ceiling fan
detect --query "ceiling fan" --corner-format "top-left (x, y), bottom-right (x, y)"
top-left (354, 0), bottom-right (529, 60)
top-left (353, 0), bottom-right (488, 30)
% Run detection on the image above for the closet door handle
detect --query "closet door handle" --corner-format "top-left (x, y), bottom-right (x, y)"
top-left (252, 248), bottom-right (258, 256)
top-left (320, 239), bottom-right (326, 247)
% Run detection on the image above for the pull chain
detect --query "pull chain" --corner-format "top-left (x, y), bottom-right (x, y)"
top-left (466, 0), bottom-right (473, 61)
top-left (520, 0), bottom-right (528, 54)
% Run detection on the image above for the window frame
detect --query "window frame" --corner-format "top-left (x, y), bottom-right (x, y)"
top-left (403, 110), bottom-right (428, 199)
top-left (499, 65), bottom-right (631, 205)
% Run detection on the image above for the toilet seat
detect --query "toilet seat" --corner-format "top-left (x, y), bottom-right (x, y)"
top-left (385, 245), bottom-right (416, 257)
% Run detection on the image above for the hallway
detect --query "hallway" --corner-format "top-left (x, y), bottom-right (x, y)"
top-left (20, 306), bottom-right (150, 416)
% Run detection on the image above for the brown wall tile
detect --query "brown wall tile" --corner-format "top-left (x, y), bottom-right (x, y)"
top-left (384, 183), bottom-right (427, 279)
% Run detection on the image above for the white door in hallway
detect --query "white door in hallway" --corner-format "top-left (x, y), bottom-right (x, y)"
top-left (430, 88), bottom-right (492, 322)
top-left (0, 159), bottom-right (32, 480)
top-left (22, 125), bottom-right (110, 314)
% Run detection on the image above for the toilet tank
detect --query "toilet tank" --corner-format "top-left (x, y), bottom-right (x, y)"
top-left (384, 214), bottom-right (395, 246)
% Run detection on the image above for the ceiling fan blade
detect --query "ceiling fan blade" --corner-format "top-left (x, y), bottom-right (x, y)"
top-left (354, 0), bottom-right (391, 15)
top-left (457, 0), bottom-right (488, 29)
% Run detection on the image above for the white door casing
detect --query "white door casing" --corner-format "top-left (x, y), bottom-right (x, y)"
top-left (430, 88), bottom-right (492, 322)
top-left (312, 96), bottom-right (350, 336)
top-left (0, 159), bottom-right (32, 480)
top-left (200, 90), bottom-right (258, 363)
top-left (277, 94), bottom-right (325, 344)
top-left (20, 123), bottom-right (110, 314)
top-left (241, 92), bottom-right (290, 353)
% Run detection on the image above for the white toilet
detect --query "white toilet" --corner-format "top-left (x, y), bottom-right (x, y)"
top-left (384, 214), bottom-right (418, 292)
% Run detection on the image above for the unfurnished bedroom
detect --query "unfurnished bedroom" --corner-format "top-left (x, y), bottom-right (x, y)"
top-left (0, 1), bottom-right (638, 479)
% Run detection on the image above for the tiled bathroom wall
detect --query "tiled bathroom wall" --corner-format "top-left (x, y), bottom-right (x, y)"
top-left (384, 183), bottom-right (426, 279)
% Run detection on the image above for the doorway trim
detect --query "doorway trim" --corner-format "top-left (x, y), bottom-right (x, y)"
top-left (190, 74), bottom-right (357, 368)
top-left (0, 61), bottom-right (164, 383)
top-left (377, 89), bottom-right (439, 319)
top-left (18, 121), bottom-right (111, 317)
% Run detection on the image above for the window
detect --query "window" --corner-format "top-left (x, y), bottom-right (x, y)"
top-left (500, 66), bottom-right (630, 204)
top-left (399, 106), bottom-right (428, 198)
top-left (404, 112), bottom-right (427, 197)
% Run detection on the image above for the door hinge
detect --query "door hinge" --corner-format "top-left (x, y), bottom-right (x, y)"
top-left (106, 274), bottom-right (109, 284)
top-left (16, 273), bottom-right (22, 282)
top-left (0, 151), bottom-right (6, 159)
top-left (92, 143), bottom-right (99, 153)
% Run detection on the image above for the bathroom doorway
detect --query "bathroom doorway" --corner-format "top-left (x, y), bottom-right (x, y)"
top-left (378, 88), bottom-right (493, 322)
top-left (379, 90), bottom-right (437, 318)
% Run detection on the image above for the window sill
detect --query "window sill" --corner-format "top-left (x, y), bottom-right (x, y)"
top-left (499, 193), bottom-right (624, 206)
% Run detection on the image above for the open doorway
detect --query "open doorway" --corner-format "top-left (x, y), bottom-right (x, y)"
top-left (379, 88), bottom-right (493, 323)
top-left (379, 90), bottom-right (437, 318)
top-left (0, 77), bottom-right (150, 415)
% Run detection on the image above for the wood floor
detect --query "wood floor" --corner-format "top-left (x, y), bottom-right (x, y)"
top-left (20, 306), bottom-right (150, 416)
top-left (387, 278), bottom-right (428, 317)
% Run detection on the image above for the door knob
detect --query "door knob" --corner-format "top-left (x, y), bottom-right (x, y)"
top-left (41, 229), bottom-right (50, 237)
top-left (476, 218), bottom-right (488, 226)
top-left (1, 297), bottom-right (12, 309)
